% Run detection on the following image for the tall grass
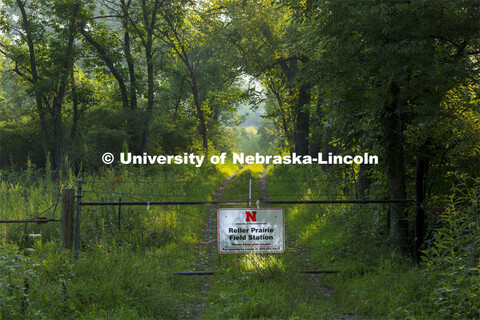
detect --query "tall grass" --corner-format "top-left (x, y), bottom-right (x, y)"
top-left (199, 165), bottom-right (337, 319)
top-left (0, 162), bottom-right (238, 319)
top-left (262, 165), bottom-right (441, 319)
top-left (2, 163), bottom-right (474, 319)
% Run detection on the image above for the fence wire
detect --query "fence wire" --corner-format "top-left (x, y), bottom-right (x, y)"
top-left (0, 195), bottom-right (63, 247)
top-left (1, 175), bottom-right (418, 273)
top-left (76, 174), bottom-right (416, 271)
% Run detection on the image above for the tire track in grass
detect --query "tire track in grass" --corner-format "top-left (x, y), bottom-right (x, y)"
top-left (260, 167), bottom-right (358, 320)
top-left (188, 169), bottom-right (240, 319)
top-left (258, 168), bottom-right (270, 205)
top-left (190, 166), bottom-right (356, 319)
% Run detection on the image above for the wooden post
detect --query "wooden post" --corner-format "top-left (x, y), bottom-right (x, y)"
top-left (414, 158), bottom-right (426, 263)
top-left (61, 188), bottom-right (75, 250)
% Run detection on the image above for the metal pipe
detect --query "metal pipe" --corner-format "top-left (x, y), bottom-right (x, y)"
top-left (118, 191), bottom-right (122, 231)
top-left (249, 179), bottom-right (252, 208)
top-left (174, 271), bottom-right (214, 276)
top-left (80, 199), bottom-right (415, 206)
top-left (174, 270), bottom-right (341, 275)
top-left (0, 219), bottom-right (61, 224)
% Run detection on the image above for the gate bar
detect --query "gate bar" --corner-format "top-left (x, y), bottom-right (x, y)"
top-left (175, 271), bottom-right (214, 276)
top-left (0, 219), bottom-right (60, 224)
top-left (80, 199), bottom-right (415, 206)
top-left (174, 270), bottom-right (340, 276)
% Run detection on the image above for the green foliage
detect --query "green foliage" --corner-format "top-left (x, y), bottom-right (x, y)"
top-left (199, 165), bottom-right (333, 319)
top-left (0, 244), bottom-right (39, 319)
top-left (0, 117), bottom-right (44, 168)
top-left (0, 0), bottom-right (479, 318)
top-left (217, 164), bottom-right (263, 201)
top-left (263, 165), bottom-right (429, 319)
top-left (221, 0), bottom-right (314, 151)
top-left (230, 126), bottom-right (263, 154)
top-left (1, 160), bottom-right (479, 319)
top-left (2, 241), bottom-right (182, 320)
top-left (239, 252), bottom-right (285, 281)
top-left (0, 162), bottom-right (238, 319)
top-left (423, 176), bottom-right (480, 319)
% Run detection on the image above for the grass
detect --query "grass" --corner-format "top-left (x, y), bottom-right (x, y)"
top-left (1, 162), bottom-right (475, 319)
top-left (0, 162), bottom-right (238, 319)
top-left (24, 242), bottom-right (180, 319)
top-left (201, 251), bottom-right (336, 319)
top-left (262, 165), bottom-right (434, 319)
top-left (198, 165), bottom-right (337, 319)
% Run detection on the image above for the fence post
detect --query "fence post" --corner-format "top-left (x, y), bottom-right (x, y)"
top-left (414, 158), bottom-right (426, 263)
top-left (75, 179), bottom-right (82, 260)
top-left (61, 188), bottom-right (75, 250)
top-left (118, 191), bottom-right (122, 231)
top-left (249, 179), bottom-right (252, 208)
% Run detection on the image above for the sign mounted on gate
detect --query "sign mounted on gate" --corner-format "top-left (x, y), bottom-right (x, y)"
top-left (217, 208), bottom-right (284, 253)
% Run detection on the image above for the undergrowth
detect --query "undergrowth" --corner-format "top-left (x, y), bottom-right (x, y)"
top-left (262, 165), bottom-right (478, 320)
top-left (0, 162), bottom-right (237, 319)
top-left (200, 165), bottom-right (333, 319)
top-left (1, 163), bottom-right (477, 319)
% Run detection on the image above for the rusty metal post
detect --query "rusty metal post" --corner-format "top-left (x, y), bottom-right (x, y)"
top-left (118, 191), bottom-right (122, 231)
top-left (249, 179), bottom-right (252, 208)
top-left (74, 179), bottom-right (82, 260)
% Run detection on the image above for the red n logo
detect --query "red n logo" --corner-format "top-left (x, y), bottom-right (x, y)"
top-left (246, 211), bottom-right (257, 222)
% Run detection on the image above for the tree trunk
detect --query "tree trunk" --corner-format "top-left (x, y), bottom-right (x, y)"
top-left (139, 39), bottom-right (154, 153)
top-left (51, 0), bottom-right (80, 169)
top-left (356, 163), bottom-right (371, 200)
top-left (123, 27), bottom-right (140, 150)
top-left (70, 67), bottom-right (79, 143)
top-left (19, 0), bottom-right (78, 170)
top-left (191, 72), bottom-right (209, 155)
top-left (294, 84), bottom-right (310, 155)
top-left (52, 111), bottom-right (64, 170)
top-left (122, 1), bottom-right (137, 111)
top-left (139, 0), bottom-right (159, 153)
top-left (309, 102), bottom-right (323, 156)
top-left (268, 83), bottom-right (291, 139)
top-left (382, 82), bottom-right (408, 253)
top-left (124, 33), bottom-right (137, 111)
top-left (414, 157), bottom-right (427, 263)
top-left (78, 27), bottom-right (130, 111)
top-left (160, 5), bottom-right (208, 155)
top-left (16, 0), bottom-right (51, 166)
top-left (278, 58), bottom-right (311, 154)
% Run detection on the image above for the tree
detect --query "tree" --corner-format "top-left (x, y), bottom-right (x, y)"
top-left (1, 0), bottom-right (81, 170)
top-left (156, 1), bottom-right (245, 156)
top-left (292, 0), bottom-right (480, 253)
top-left (221, 0), bottom-right (313, 155)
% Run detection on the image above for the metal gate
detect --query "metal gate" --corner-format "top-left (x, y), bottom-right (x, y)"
top-left (74, 177), bottom-right (418, 273)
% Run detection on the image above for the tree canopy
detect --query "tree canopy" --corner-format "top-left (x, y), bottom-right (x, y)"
top-left (1, 0), bottom-right (479, 253)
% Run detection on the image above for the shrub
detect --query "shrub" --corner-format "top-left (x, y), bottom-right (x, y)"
top-left (423, 175), bottom-right (480, 319)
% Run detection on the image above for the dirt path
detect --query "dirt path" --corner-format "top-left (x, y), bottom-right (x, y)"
top-left (189, 170), bottom-right (240, 319)
top-left (258, 168), bottom-right (270, 205)
top-left (257, 167), bottom-right (356, 320)
top-left (183, 167), bottom-right (357, 319)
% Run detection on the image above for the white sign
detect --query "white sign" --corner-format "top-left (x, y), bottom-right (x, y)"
top-left (217, 208), bottom-right (284, 253)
